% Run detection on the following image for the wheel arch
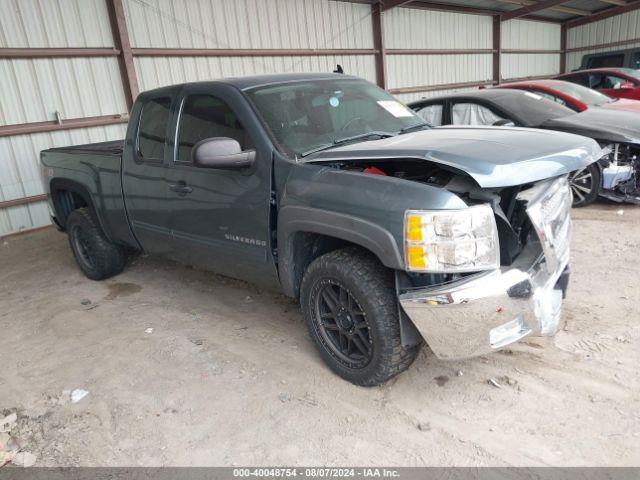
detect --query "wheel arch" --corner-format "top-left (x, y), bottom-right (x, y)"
top-left (277, 206), bottom-right (404, 298)
top-left (49, 178), bottom-right (111, 241)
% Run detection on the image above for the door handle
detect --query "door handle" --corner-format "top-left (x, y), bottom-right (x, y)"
top-left (169, 182), bottom-right (193, 196)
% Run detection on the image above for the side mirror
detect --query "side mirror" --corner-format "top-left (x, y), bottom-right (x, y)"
top-left (192, 137), bottom-right (256, 171)
top-left (619, 81), bottom-right (635, 89)
top-left (493, 119), bottom-right (516, 127)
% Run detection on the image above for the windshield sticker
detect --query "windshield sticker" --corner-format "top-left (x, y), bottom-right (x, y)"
top-left (524, 91), bottom-right (543, 101)
top-left (377, 100), bottom-right (414, 117)
top-left (329, 96), bottom-right (340, 107)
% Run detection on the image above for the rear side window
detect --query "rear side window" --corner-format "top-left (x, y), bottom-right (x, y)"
top-left (415, 104), bottom-right (443, 126)
top-left (138, 97), bottom-right (172, 161)
top-left (589, 74), bottom-right (605, 89)
top-left (451, 102), bottom-right (505, 126)
top-left (587, 54), bottom-right (624, 68)
top-left (176, 94), bottom-right (250, 163)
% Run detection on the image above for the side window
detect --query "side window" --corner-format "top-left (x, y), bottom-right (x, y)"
top-left (535, 91), bottom-right (567, 106)
top-left (451, 103), bottom-right (505, 126)
top-left (415, 104), bottom-right (443, 126)
top-left (589, 73), bottom-right (605, 89)
top-left (565, 74), bottom-right (589, 87)
top-left (176, 94), bottom-right (250, 163)
top-left (603, 75), bottom-right (629, 89)
top-left (587, 54), bottom-right (624, 68)
top-left (138, 97), bottom-right (172, 162)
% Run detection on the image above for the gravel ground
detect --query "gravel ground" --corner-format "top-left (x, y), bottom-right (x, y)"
top-left (1, 202), bottom-right (639, 466)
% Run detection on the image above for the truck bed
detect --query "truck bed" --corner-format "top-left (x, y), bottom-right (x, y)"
top-left (41, 139), bottom-right (136, 248)
top-left (44, 140), bottom-right (124, 156)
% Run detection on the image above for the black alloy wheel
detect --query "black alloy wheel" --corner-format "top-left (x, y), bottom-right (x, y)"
top-left (70, 223), bottom-right (97, 271)
top-left (66, 207), bottom-right (127, 280)
top-left (300, 247), bottom-right (421, 386)
top-left (314, 279), bottom-right (373, 368)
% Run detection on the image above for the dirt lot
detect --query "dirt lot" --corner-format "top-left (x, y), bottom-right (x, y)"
top-left (1, 202), bottom-right (639, 467)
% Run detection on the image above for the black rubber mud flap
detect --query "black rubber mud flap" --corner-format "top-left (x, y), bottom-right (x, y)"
top-left (395, 271), bottom-right (424, 347)
top-left (555, 265), bottom-right (570, 299)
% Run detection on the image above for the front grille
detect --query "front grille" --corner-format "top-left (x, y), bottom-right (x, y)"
top-left (518, 176), bottom-right (572, 273)
top-left (495, 186), bottom-right (534, 266)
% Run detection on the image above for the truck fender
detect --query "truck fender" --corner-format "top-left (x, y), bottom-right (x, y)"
top-left (49, 178), bottom-right (113, 243)
top-left (277, 205), bottom-right (404, 297)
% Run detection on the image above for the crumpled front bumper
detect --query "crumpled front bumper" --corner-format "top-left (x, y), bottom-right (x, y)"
top-left (399, 246), bottom-right (569, 359)
top-left (399, 176), bottom-right (573, 360)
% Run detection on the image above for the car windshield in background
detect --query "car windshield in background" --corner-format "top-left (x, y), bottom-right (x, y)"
top-left (492, 90), bottom-right (576, 126)
top-left (620, 68), bottom-right (640, 80)
top-left (245, 79), bottom-right (426, 158)
top-left (551, 81), bottom-right (614, 106)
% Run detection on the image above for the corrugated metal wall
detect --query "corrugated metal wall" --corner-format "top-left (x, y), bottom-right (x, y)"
top-left (0, 124), bottom-right (127, 236)
top-left (0, 0), bottom-right (114, 48)
top-left (501, 19), bottom-right (561, 80)
top-left (124, 0), bottom-right (377, 91)
top-left (134, 55), bottom-right (377, 91)
top-left (0, 0), bottom-right (129, 236)
top-left (566, 10), bottom-right (640, 71)
top-left (384, 8), bottom-right (493, 102)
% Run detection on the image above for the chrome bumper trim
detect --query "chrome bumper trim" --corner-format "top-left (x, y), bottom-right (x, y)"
top-left (399, 176), bottom-right (572, 360)
top-left (399, 246), bottom-right (568, 359)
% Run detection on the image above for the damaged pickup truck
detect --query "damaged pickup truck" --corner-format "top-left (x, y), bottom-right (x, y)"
top-left (41, 74), bottom-right (601, 386)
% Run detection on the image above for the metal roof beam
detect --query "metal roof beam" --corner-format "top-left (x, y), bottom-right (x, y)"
top-left (494, 0), bottom-right (590, 16)
top-left (402, 1), bottom-right (563, 22)
top-left (598, 0), bottom-right (627, 5)
top-left (380, 0), bottom-right (414, 11)
top-left (566, 0), bottom-right (640, 27)
top-left (501, 0), bottom-right (571, 20)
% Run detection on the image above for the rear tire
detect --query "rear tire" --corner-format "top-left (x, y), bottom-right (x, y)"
top-left (66, 207), bottom-right (126, 280)
top-left (570, 163), bottom-right (600, 207)
top-left (300, 247), bottom-right (421, 386)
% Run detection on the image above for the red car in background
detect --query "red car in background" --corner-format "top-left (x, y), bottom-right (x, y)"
top-left (494, 79), bottom-right (640, 113)
top-left (555, 68), bottom-right (640, 101)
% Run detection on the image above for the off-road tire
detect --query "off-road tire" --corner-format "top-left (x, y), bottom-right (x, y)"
top-left (300, 247), bottom-right (421, 386)
top-left (66, 207), bottom-right (126, 280)
top-left (570, 163), bottom-right (600, 207)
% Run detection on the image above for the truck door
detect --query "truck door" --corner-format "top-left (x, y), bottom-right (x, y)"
top-left (165, 84), bottom-right (277, 286)
top-left (122, 89), bottom-right (178, 254)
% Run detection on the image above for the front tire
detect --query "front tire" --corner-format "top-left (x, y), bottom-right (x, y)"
top-left (570, 163), bottom-right (600, 207)
top-left (66, 207), bottom-right (126, 280)
top-left (300, 247), bottom-right (420, 386)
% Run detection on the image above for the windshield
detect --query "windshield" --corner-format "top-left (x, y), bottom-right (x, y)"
top-left (245, 79), bottom-right (426, 157)
top-left (550, 81), bottom-right (614, 106)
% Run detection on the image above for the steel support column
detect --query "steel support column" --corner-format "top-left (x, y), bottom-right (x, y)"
top-left (493, 15), bottom-right (501, 85)
top-left (372, 3), bottom-right (387, 89)
top-left (560, 23), bottom-right (567, 74)
top-left (106, 0), bottom-right (139, 111)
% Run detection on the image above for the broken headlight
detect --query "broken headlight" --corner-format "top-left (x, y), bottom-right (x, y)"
top-left (404, 205), bottom-right (500, 273)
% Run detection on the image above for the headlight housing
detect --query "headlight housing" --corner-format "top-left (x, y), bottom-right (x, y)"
top-left (404, 205), bottom-right (500, 273)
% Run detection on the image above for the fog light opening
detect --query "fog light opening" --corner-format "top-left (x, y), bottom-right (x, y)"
top-left (490, 315), bottom-right (531, 349)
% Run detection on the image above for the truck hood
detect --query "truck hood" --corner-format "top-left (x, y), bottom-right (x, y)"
top-left (306, 126), bottom-right (602, 188)
top-left (541, 107), bottom-right (640, 144)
